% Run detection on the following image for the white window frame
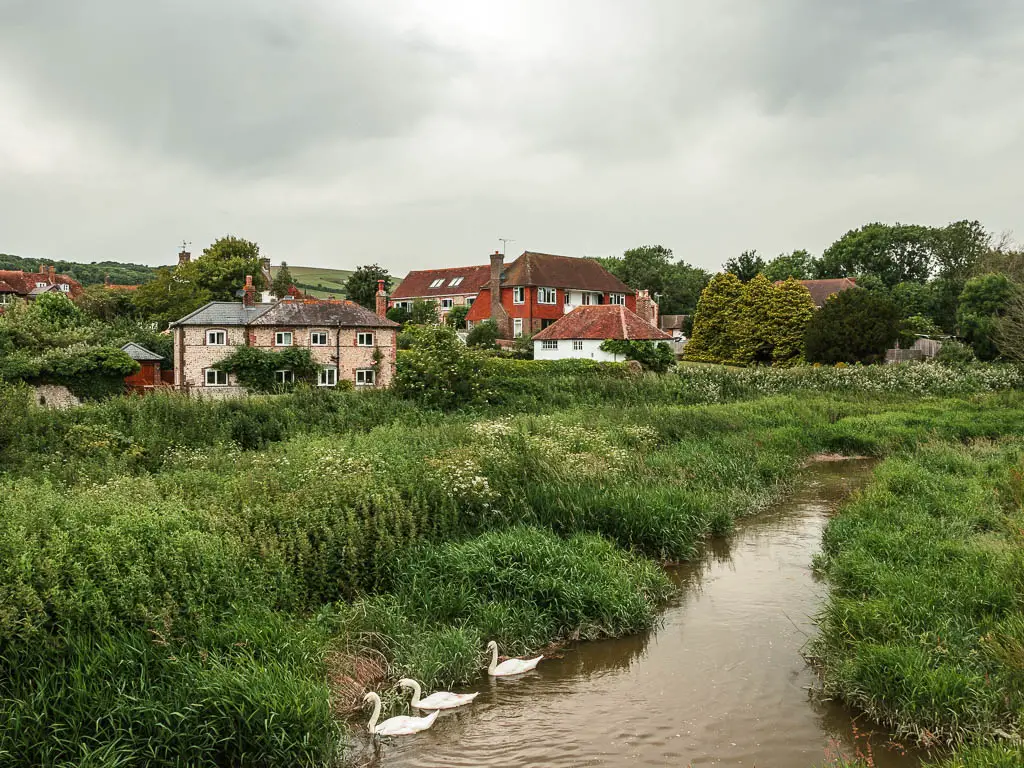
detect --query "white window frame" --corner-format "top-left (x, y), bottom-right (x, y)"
top-left (275, 331), bottom-right (293, 346)
top-left (310, 331), bottom-right (328, 346)
top-left (573, 340), bottom-right (584, 351)
top-left (319, 367), bottom-right (337, 387)
top-left (538, 287), bottom-right (557, 305)
top-left (513, 318), bottom-right (524, 338)
top-left (0, 294), bottom-right (11, 305)
top-left (564, 290), bottom-right (572, 306)
top-left (440, 298), bottom-right (454, 310)
top-left (59, 283), bottom-right (70, 292)
top-left (429, 278), bottom-right (445, 289)
top-left (541, 340), bottom-right (558, 350)
top-left (274, 369), bottom-right (295, 384)
top-left (355, 368), bottom-right (376, 387)
top-left (35, 282), bottom-right (47, 288)
top-left (513, 286), bottom-right (525, 304)
top-left (357, 332), bottom-right (374, 347)
top-left (206, 329), bottom-right (227, 346)
top-left (609, 293), bottom-right (626, 306)
top-left (205, 368), bottom-right (228, 387)
top-left (449, 277), bottom-right (464, 287)
top-left (466, 297), bottom-right (475, 307)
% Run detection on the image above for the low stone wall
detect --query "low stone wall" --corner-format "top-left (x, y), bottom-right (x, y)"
top-left (33, 385), bottom-right (81, 409)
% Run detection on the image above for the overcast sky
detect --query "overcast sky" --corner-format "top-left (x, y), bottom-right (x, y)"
top-left (2, 0), bottom-right (1022, 275)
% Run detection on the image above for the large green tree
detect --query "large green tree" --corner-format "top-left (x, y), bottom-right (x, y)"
top-left (684, 273), bottom-right (743, 363)
top-left (732, 274), bottom-right (776, 365)
top-left (764, 250), bottom-right (815, 282)
top-left (817, 223), bottom-right (933, 287)
top-left (132, 268), bottom-right (212, 328)
top-left (271, 261), bottom-right (295, 299)
top-left (723, 250), bottom-right (767, 283)
top-left (956, 273), bottom-right (1017, 360)
top-left (769, 278), bottom-right (816, 366)
top-left (600, 245), bottom-right (709, 315)
top-left (192, 236), bottom-right (266, 301)
top-left (804, 288), bottom-right (900, 364)
top-left (343, 264), bottom-right (392, 310)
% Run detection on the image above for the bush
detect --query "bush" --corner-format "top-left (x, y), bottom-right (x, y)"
top-left (934, 339), bottom-right (977, 367)
top-left (466, 320), bottom-right (500, 349)
top-left (393, 326), bottom-right (492, 409)
top-left (805, 288), bottom-right (900, 364)
top-left (213, 346), bottom-right (319, 392)
top-left (600, 339), bottom-right (675, 372)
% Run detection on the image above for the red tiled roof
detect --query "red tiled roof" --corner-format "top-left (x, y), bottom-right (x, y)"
top-left (464, 288), bottom-right (492, 323)
top-left (778, 278), bottom-right (858, 308)
top-left (105, 284), bottom-right (140, 291)
top-left (503, 251), bottom-right (634, 294)
top-left (0, 279), bottom-right (15, 293)
top-left (390, 264), bottom-right (491, 300)
top-left (532, 305), bottom-right (671, 342)
top-left (0, 269), bottom-right (84, 298)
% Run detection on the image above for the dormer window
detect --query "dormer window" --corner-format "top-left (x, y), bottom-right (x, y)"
top-left (429, 278), bottom-right (445, 288)
top-left (449, 277), bottom-right (464, 287)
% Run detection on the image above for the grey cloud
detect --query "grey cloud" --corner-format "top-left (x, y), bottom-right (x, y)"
top-left (0, 0), bottom-right (457, 173)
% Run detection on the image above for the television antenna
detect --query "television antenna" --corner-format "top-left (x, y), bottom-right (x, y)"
top-left (498, 237), bottom-right (515, 256)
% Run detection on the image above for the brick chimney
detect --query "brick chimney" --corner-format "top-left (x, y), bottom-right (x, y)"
top-left (39, 263), bottom-right (45, 274)
top-left (48, 266), bottom-right (56, 282)
top-left (375, 279), bottom-right (388, 318)
top-left (489, 250), bottom-right (504, 323)
top-left (636, 289), bottom-right (659, 328)
top-left (243, 275), bottom-right (255, 307)
top-left (178, 249), bottom-right (191, 266)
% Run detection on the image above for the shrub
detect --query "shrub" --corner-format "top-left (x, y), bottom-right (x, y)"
top-left (934, 339), bottom-right (977, 367)
top-left (685, 272), bottom-right (743, 363)
top-left (393, 325), bottom-right (491, 409)
top-left (213, 346), bottom-right (319, 392)
top-left (466, 320), bottom-right (500, 349)
top-left (956, 273), bottom-right (1017, 360)
top-left (805, 288), bottom-right (900, 364)
top-left (600, 339), bottom-right (675, 372)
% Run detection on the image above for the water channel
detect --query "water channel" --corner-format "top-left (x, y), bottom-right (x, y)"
top-left (359, 459), bottom-right (929, 768)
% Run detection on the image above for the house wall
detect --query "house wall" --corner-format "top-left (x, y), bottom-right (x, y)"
top-left (532, 338), bottom-right (625, 362)
top-left (500, 287), bottom-right (637, 335)
top-left (389, 294), bottom-right (478, 322)
top-left (175, 324), bottom-right (397, 390)
top-left (125, 361), bottom-right (161, 392)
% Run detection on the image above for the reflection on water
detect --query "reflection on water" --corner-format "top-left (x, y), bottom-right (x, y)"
top-left (356, 460), bottom-right (930, 768)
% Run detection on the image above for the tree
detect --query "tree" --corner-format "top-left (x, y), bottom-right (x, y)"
top-left (816, 223), bottom-right (933, 287)
top-left (446, 304), bottom-right (470, 330)
top-left (764, 250), bottom-right (815, 282)
top-left (194, 235), bottom-right (266, 300)
top-left (684, 273), bottom-right (744, 363)
top-left (889, 281), bottom-right (939, 321)
top-left (768, 278), bottom-right (816, 366)
top-left (343, 264), bottom-right (392, 310)
top-left (132, 267), bottom-right (212, 328)
top-left (732, 274), bottom-right (776, 365)
top-left (995, 291), bottom-right (1024, 363)
top-left (804, 288), bottom-right (900, 364)
top-left (408, 299), bottom-right (440, 326)
top-left (271, 261), bottom-right (295, 299)
top-left (76, 285), bottom-right (138, 322)
top-left (933, 220), bottom-right (989, 285)
top-left (723, 250), bottom-right (766, 283)
top-left (466, 320), bottom-right (500, 349)
top-left (393, 325), bottom-right (491, 409)
top-left (386, 306), bottom-right (411, 326)
top-left (601, 246), bottom-right (709, 315)
top-left (956, 273), bottom-right (1017, 360)
top-left (897, 314), bottom-right (943, 350)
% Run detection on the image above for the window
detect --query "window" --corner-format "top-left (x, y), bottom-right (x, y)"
top-left (275, 331), bottom-right (293, 346)
top-left (541, 318), bottom-right (555, 329)
top-left (573, 340), bottom-right (584, 351)
top-left (0, 294), bottom-right (10, 305)
top-left (355, 369), bottom-right (376, 386)
top-left (35, 282), bottom-right (46, 288)
top-left (609, 293), bottom-right (626, 305)
top-left (581, 293), bottom-right (593, 305)
top-left (466, 297), bottom-right (475, 307)
top-left (541, 340), bottom-right (558, 350)
top-left (357, 332), bottom-right (374, 347)
top-left (59, 284), bottom-right (70, 292)
top-left (275, 370), bottom-right (294, 384)
top-left (205, 369), bottom-right (227, 386)
top-left (538, 287), bottom-right (557, 304)
top-left (513, 286), bottom-right (525, 304)
top-left (449, 277), bottom-right (464, 287)
top-left (206, 329), bottom-right (227, 346)
top-left (310, 331), bottom-right (328, 346)
top-left (429, 278), bottom-right (445, 288)
top-left (513, 318), bottom-right (524, 338)
top-left (564, 291), bottom-right (572, 305)
top-left (440, 298), bottom-right (454, 309)
top-left (319, 367), bottom-right (337, 387)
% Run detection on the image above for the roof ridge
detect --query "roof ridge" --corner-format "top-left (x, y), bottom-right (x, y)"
top-left (619, 305), bottom-right (628, 339)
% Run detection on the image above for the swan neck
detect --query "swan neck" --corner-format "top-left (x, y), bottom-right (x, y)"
top-left (409, 680), bottom-right (421, 706)
top-left (367, 695), bottom-right (381, 734)
top-left (488, 644), bottom-right (498, 673)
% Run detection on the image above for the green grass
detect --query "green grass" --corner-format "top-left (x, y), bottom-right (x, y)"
top-left (270, 265), bottom-right (405, 300)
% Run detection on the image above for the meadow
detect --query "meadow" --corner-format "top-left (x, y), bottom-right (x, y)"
top-left (1, 362), bottom-right (1022, 766)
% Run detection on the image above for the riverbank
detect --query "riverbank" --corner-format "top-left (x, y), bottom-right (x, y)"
top-left (2, 375), bottom-right (1024, 765)
top-left (813, 442), bottom-right (1024, 766)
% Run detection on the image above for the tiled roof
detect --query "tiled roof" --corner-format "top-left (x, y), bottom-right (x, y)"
top-left (169, 301), bottom-right (273, 327)
top-left (105, 284), bottom-right (140, 291)
top-left (502, 252), bottom-right (634, 294)
top-left (780, 278), bottom-right (858, 308)
top-left (390, 265), bottom-right (492, 300)
top-left (532, 305), bottom-right (671, 341)
top-left (120, 342), bottom-right (165, 361)
top-left (464, 288), bottom-right (493, 323)
top-left (249, 300), bottom-right (399, 328)
top-left (0, 269), bottom-right (83, 298)
top-left (0, 279), bottom-right (16, 293)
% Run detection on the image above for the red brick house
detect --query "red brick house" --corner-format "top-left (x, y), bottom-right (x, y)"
top-left (463, 251), bottom-right (650, 338)
top-left (388, 265), bottom-right (491, 321)
top-left (0, 265), bottom-right (84, 310)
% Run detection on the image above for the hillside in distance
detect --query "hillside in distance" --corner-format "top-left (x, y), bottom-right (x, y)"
top-left (0, 253), bottom-right (159, 286)
top-left (275, 265), bottom-right (404, 299)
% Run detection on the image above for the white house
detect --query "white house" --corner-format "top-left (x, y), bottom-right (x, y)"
top-left (531, 304), bottom-right (672, 361)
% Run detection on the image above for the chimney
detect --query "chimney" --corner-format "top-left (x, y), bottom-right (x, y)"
top-left (489, 250), bottom-right (504, 323)
top-left (104, 274), bottom-right (111, 286)
top-left (636, 289), bottom-right (659, 327)
top-left (375, 279), bottom-right (388, 319)
top-left (243, 275), bottom-right (255, 307)
top-left (178, 249), bottom-right (191, 266)
top-left (49, 266), bottom-right (56, 282)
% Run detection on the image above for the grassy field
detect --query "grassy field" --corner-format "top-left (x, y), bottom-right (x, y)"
top-left (1, 363), bottom-right (1023, 766)
top-left (272, 265), bottom-right (406, 299)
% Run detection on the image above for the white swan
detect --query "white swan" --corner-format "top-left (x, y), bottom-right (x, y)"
top-left (486, 640), bottom-right (543, 676)
top-left (398, 678), bottom-right (478, 710)
top-left (363, 692), bottom-right (439, 736)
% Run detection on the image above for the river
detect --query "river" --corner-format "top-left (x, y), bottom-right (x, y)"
top-left (356, 459), bottom-right (929, 768)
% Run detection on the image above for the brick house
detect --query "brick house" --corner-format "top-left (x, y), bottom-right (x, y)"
top-left (170, 278), bottom-right (398, 393)
top-left (0, 265), bottom-right (84, 310)
top-left (463, 251), bottom-right (652, 338)
top-left (388, 265), bottom-right (491, 321)
top-left (532, 305), bottom-right (672, 361)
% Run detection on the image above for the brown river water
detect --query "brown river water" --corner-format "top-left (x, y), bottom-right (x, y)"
top-left (355, 460), bottom-right (931, 768)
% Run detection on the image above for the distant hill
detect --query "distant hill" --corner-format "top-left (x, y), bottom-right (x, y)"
top-left (274, 265), bottom-right (403, 299)
top-left (0, 253), bottom-right (159, 287)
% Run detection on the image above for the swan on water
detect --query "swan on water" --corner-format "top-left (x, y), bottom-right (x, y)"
top-left (398, 678), bottom-right (478, 710)
top-left (486, 640), bottom-right (543, 677)
top-left (363, 692), bottom-right (439, 736)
